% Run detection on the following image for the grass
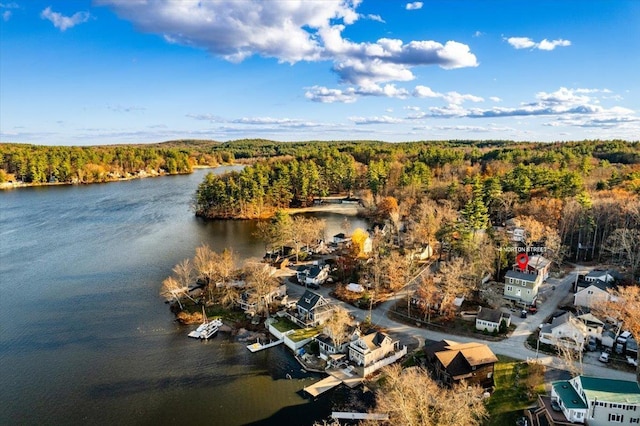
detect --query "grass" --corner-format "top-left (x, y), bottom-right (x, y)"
top-left (288, 326), bottom-right (322, 342)
top-left (484, 355), bottom-right (545, 426)
top-left (270, 317), bottom-right (301, 332)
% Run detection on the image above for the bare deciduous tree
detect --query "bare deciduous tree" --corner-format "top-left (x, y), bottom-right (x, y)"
top-left (323, 306), bottom-right (352, 348)
top-left (368, 364), bottom-right (487, 426)
top-left (243, 259), bottom-right (279, 317)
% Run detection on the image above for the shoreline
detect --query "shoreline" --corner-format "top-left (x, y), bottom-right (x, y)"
top-left (284, 202), bottom-right (362, 216)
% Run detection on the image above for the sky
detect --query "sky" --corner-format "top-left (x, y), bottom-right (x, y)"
top-left (1, 0), bottom-right (639, 145)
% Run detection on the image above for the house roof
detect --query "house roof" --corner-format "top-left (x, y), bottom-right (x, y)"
top-left (297, 289), bottom-right (325, 311)
top-left (576, 280), bottom-right (612, 292)
top-left (528, 255), bottom-right (551, 270)
top-left (427, 340), bottom-right (498, 377)
top-left (358, 331), bottom-right (390, 351)
top-left (577, 313), bottom-right (604, 326)
top-left (552, 381), bottom-right (588, 409)
top-left (543, 312), bottom-right (587, 333)
top-left (577, 376), bottom-right (640, 404)
top-left (477, 307), bottom-right (509, 324)
top-left (505, 269), bottom-right (538, 282)
top-left (586, 269), bottom-right (614, 280)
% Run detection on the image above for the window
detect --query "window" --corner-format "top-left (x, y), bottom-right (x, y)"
top-left (630, 418), bottom-right (639, 423)
top-left (609, 413), bottom-right (624, 422)
top-left (507, 286), bottom-right (513, 292)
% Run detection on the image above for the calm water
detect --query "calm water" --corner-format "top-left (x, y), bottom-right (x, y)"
top-left (0, 168), bottom-right (367, 426)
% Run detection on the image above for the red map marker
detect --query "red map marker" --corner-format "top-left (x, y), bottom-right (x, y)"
top-left (516, 252), bottom-right (529, 271)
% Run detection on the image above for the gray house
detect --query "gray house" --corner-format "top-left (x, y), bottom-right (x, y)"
top-left (475, 307), bottom-right (511, 333)
top-left (503, 269), bottom-right (542, 305)
top-left (289, 289), bottom-right (334, 327)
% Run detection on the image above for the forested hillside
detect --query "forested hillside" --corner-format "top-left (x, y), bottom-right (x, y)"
top-left (194, 139), bottom-right (639, 280)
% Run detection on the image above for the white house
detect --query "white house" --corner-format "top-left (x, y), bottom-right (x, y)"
top-left (289, 289), bottom-right (334, 327)
top-left (305, 265), bottom-right (330, 286)
top-left (577, 313), bottom-right (605, 339)
top-left (348, 330), bottom-right (400, 368)
top-left (475, 307), bottom-right (511, 333)
top-left (315, 331), bottom-right (355, 360)
top-left (539, 312), bottom-right (588, 351)
top-left (526, 255), bottom-right (552, 281)
top-left (237, 284), bottom-right (287, 314)
top-left (574, 280), bottom-right (612, 309)
top-left (585, 269), bottom-right (615, 283)
top-left (550, 375), bottom-right (640, 426)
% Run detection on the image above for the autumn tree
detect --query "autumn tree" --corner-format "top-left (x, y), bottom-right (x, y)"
top-left (160, 277), bottom-right (187, 310)
top-left (603, 228), bottom-right (640, 282)
top-left (351, 227), bottom-right (370, 257)
top-left (367, 364), bottom-right (487, 426)
top-left (322, 306), bottom-right (352, 348)
top-left (243, 259), bottom-right (279, 317)
top-left (598, 285), bottom-right (640, 381)
top-left (437, 257), bottom-right (468, 317)
top-left (194, 244), bottom-right (217, 286)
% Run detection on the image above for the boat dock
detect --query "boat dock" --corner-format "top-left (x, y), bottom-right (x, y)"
top-left (246, 338), bottom-right (284, 353)
top-left (302, 367), bottom-right (364, 397)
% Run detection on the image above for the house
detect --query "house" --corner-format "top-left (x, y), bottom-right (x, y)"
top-left (289, 289), bottom-right (334, 327)
top-left (545, 375), bottom-right (640, 426)
top-left (424, 340), bottom-right (498, 389)
top-left (510, 227), bottom-right (526, 242)
top-left (504, 269), bottom-right (543, 305)
top-left (236, 284), bottom-right (287, 314)
top-left (576, 313), bottom-right (605, 339)
top-left (333, 233), bottom-right (349, 245)
top-left (585, 269), bottom-right (615, 284)
top-left (475, 307), bottom-right (511, 333)
top-left (539, 312), bottom-right (588, 351)
top-left (305, 265), bottom-right (330, 286)
top-left (526, 255), bottom-right (552, 281)
top-left (574, 280), bottom-right (613, 309)
top-left (348, 329), bottom-right (401, 368)
top-left (316, 331), bottom-right (355, 360)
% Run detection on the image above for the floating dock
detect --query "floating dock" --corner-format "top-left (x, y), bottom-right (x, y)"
top-left (303, 375), bottom-right (342, 397)
top-left (246, 338), bottom-right (284, 352)
top-left (303, 367), bottom-right (364, 397)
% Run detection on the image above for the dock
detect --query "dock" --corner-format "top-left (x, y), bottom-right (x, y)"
top-left (246, 338), bottom-right (284, 353)
top-left (303, 367), bottom-right (364, 397)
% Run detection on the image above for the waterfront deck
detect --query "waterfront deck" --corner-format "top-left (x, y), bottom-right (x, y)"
top-left (246, 338), bottom-right (284, 352)
top-left (303, 367), bottom-right (364, 397)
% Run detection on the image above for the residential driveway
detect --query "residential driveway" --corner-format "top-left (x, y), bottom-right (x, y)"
top-left (284, 264), bottom-right (635, 381)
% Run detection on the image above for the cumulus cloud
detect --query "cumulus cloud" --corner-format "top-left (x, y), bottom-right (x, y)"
top-left (506, 36), bottom-right (571, 51)
top-left (41, 7), bottom-right (90, 31)
top-left (417, 87), bottom-right (637, 130)
top-left (413, 85), bottom-right (483, 104)
top-left (304, 86), bottom-right (358, 103)
top-left (99, 0), bottom-right (477, 86)
top-left (1, 0), bottom-right (18, 19)
top-left (405, 2), bottom-right (423, 10)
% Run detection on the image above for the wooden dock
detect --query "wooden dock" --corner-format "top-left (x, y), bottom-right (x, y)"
top-left (246, 338), bottom-right (284, 352)
top-left (303, 375), bottom-right (342, 397)
top-left (303, 367), bottom-right (364, 397)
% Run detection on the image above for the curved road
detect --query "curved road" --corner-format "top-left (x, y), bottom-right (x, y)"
top-left (287, 264), bottom-right (635, 381)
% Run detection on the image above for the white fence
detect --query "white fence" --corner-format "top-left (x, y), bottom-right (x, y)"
top-left (363, 345), bottom-right (408, 376)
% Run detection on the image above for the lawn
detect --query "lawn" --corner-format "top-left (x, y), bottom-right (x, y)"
top-left (485, 355), bottom-right (545, 426)
top-left (270, 317), bottom-right (301, 333)
top-left (288, 326), bottom-right (323, 342)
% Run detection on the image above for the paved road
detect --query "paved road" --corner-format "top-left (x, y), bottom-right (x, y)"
top-left (283, 264), bottom-right (635, 382)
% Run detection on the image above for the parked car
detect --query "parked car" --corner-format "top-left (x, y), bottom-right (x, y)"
top-left (627, 356), bottom-right (638, 367)
top-left (586, 337), bottom-right (597, 352)
top-left (520, 309), bottom-right (527, 318)
top-left (550, 399), bottom-right (562, 412)
top-left (599, 352), bottom-right (610, 363)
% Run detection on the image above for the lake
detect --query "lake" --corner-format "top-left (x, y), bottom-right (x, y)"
top-left (0, 167), bottom-right (368, 426)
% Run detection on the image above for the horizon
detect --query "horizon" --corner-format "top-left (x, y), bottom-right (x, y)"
top-left (1, 1), bottom-right (639, 145)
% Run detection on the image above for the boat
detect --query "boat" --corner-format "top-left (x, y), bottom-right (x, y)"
top-left (188, 307), bottom-right (223, 339)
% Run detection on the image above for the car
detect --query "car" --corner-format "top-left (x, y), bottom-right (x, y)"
top-left (306, 283), bottom-right (320, 290)
top-left (627, 356), bottom-right (638, 367)
top-left (520, 310), bottom-right (527, 318)
top-left (550, 399), bottom-right (562, 412)
top-left (599, 352), bottom-right (610, 363)
top-left (586, 337), bottom-right (597, 352)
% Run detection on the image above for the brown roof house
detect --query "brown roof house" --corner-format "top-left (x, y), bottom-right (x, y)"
top-left (424, 340), bottom-right (499, 389)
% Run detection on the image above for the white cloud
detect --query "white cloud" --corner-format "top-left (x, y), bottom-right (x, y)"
top-left (537, 38), bottom-right (571, 51)
top-left (304, 86), bottom-right (357, 103)
top-left (100, 1), bottom-right (477, 86)
top-left (473, 31), bottom-right (484, 38)
top-left (490, 96), bottom-right (502, 102)
top-left (40, 7), bottom-right (90, 31)
top-left (405, 2), bottom-right (424, 10)
top-left (413, 85), bottom-right (483, 104)
top-left (2, 10), bottom-right (10, 21)
top-left (349, 115), bottom-right (403, 124)
top-left (506, 36), bottom-right (571, 51)
top-left (365, 14), bottom-right (385, 23)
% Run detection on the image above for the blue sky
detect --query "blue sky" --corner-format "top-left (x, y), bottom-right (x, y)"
top-left (1, 0), bottom-right (639, 145)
